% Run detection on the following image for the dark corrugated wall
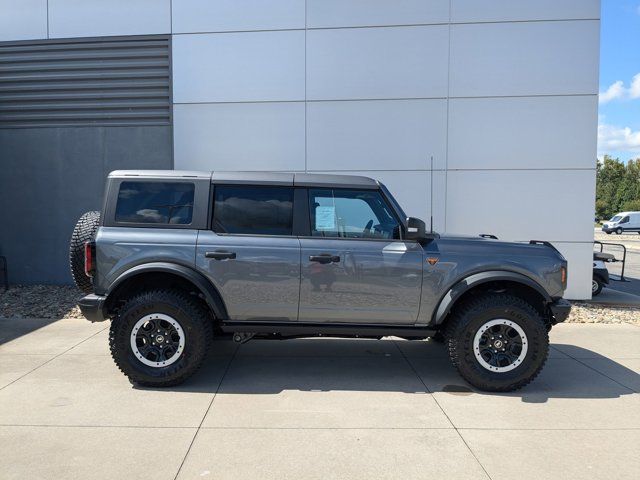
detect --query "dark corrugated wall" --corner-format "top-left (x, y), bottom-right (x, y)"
top-left (0, 36), bottom-right (170, 127)
top-left (0, 36), bottom-right (173, 285)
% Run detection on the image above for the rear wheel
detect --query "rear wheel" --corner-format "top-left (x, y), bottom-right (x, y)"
top-left (109, 289), bottom-right (213, 387)
top-left (444, 294), bottom-right (548, 392)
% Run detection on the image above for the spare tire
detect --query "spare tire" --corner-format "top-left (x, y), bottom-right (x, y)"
top-left (69, 211), bottom-right (101, 293)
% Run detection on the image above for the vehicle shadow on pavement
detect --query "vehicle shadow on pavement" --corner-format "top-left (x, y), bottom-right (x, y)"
top-left (0, 317), bottom-right (61, 345)
top-left (142, 339), bottom-right (639, 403)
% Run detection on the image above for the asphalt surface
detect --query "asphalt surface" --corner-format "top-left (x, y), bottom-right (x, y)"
top-left (0, 317), bottom-right (639, 480)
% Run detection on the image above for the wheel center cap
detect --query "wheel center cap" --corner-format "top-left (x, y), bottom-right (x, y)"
top-left (155, 335), bottom-right (165, 343)
top-left (493, 339), bottom-right (504, 349)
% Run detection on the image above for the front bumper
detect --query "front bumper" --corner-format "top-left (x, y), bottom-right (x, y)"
top-left (78, 294), bottom-right (107, 322)
top-left (548, 298), bottom-right (571, 324)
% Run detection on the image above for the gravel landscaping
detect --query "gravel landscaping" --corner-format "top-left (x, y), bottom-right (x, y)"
top-left (0, 285), bottom-right (84, 319)
top-left (1, 285), bottom-right (639, 325)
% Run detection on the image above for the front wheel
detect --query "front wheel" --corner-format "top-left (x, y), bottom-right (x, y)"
top-left (109, 289), bottom-right (213, 387)
top-left (616, 227), bottom-right (623, 234)
top-left (444, 294), bottom-right (548, 392)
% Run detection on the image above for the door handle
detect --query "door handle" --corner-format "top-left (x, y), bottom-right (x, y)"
top-left (205, 251), bottom-right (236, 260)
top-left (309, 254), bottom-right (340, 264)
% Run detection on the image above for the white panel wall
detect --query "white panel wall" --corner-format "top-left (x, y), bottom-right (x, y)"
top-left (174, 103), bottom-right (305, 172)
top-left (168, 1), bottom-right (599, 298)
top-left (307, 99), bottom-right (447, 171)
top-left (552, 243), bottom-right (595, 299)
top-left (48, 0), bottom-right (170, 38)
top-left (445, 170), bottom-right (596, 243)
top-left (307, 0), bottom-right (449, 28)
top-left (307, 26), bottom-right (448, 100)
top-left (450, 21), bottom-right (600, 97)
top-left (448, 96), bottom-right (598, 170)
top-left (451, 0), bottom-right (600, 22)
top-left (0, 0), bottom-right (47, 41)
top-left (173, 31), bottom-right (305, 103)
top-left (0, 1), bottom-right (601, 298)
top-left (172, 0), bottom-right (305, 33)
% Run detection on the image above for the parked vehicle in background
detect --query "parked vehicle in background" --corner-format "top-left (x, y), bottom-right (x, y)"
top-left (601, 212), bottom-right (640, 234)
top-left (70, 171), bottom-right (570, 392)
top-left (592, 253), bottom-right (611, 296)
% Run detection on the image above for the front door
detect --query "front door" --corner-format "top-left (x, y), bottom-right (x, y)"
top-left (196, 184), bottom-right (300, 321)
top-left (299, 188), bottom-right (424, 324)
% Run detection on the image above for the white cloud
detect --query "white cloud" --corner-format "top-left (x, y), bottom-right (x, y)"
top-left (598, 123), bottom-right (640, 154)
top-left (629, 73), bottom-right (640, 99)
top-left (599, 72), bottom-right (640, 104)
top-left (599, 80), bottom-right (625, 104)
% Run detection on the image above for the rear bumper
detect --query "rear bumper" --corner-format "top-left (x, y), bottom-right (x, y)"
top-left (548, 298), bottom-right (571, 324)
top-left (78, 294), bottom-right (107, 322)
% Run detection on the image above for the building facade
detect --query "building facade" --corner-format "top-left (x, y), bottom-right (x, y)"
top-left (0, 0), bottom-right (600, 298)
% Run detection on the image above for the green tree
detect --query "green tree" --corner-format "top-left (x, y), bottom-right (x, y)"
top-left (595, 156), bottom-right (640, 218)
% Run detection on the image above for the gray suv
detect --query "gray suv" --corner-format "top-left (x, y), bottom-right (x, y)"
top-left (71, 170), bottom-right (570, 392)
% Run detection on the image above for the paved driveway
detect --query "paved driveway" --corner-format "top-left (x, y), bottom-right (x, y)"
top-left (0, 318), bottom-right (638, 480)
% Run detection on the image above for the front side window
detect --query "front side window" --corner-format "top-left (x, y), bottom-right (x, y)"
top-left (115, 182), bottom-right (194, 225)
top-left (213, 185), bottom-right (294, 235)
top-left (621, 216), bottom-right (630, 224)
top-left (309, 189), bottom-right (400, 239)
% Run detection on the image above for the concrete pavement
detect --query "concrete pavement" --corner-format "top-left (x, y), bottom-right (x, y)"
top-left (0, 318), bottom-right (638, 480)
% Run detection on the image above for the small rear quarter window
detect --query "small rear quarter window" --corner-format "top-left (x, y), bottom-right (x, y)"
top-left (115, 181), bottom-right (194, 225)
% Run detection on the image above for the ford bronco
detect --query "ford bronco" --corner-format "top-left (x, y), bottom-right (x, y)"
top-left (71, 170), bottom-right (570, 391)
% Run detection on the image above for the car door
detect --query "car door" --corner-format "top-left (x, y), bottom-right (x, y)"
top-left (196, 184), bottom-right (301, 321)
top-left (298, 187), bottom-right (424, 324)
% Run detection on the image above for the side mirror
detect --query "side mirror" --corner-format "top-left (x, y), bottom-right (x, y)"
top-left (405, 217), bottom-right (426, 241)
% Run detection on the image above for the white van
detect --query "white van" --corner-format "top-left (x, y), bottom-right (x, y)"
top-left (601, 211), bottom-right (640, 234)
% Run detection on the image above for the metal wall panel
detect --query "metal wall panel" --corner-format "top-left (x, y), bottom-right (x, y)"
top-left (449, 21), bottom-right (600, 97)
top-left (0, 0), bottom-right (47, 42)
top-left (451, 0), bottom-right (600, 23)
top-left (48, 0), bottom-right (170, 38)
top-left (306, 26), bottom-right (448, 100)
top-left (172, 31), bottom-right (305, 103)
top-left (172, 0), bottom-right (305, 34)
top-left (0, 36), bottom-right (171, 127)
top-left (307, 0), bottom-right (449, 28)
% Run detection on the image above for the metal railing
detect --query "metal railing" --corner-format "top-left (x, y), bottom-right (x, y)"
top-left (594, 241), bottom-right (628, 282)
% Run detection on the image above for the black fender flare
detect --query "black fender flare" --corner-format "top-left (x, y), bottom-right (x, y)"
top-left (432, 270), bottom-right (552, 325)
top-left (105, 262), bottom-right (228, 319)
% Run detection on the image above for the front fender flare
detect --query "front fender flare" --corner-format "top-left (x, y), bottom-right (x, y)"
top-left (432, 270), bottom-right (552, 325)
top-left (105, 262), bottom-right (228, 319)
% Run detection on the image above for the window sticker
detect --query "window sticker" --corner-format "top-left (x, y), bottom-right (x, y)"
top-left (315, 206), bottom-right (337, 230)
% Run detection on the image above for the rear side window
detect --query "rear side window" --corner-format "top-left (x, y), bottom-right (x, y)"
top-left (115, 182), bottom-right (194, 225)
top-left (213, 185), bottom-right (293, 235)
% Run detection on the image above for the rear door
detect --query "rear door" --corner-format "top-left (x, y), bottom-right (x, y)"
top-left (196, 184), bottom-right (301, 321)
top-left (298, 188), bottom-right (424, 324)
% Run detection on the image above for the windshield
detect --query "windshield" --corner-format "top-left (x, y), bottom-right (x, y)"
top-left (610, 215), bottom-right (622, 222)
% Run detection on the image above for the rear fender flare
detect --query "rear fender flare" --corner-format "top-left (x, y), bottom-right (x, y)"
top-left (105, 262), bottom-right (228, 319)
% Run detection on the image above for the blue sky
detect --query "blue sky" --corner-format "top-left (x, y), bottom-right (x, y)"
top-left (598, 0), bottom-right (640, 161)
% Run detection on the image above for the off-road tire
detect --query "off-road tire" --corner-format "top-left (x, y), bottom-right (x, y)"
top-left (444, 294), bottom-right (549, 392)
top-left (430, 331), bottom-right (445, 343)
top-left (69, 211), bottom-right (100, 293)
top-left (109, 289), bottom-right (213, 387)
